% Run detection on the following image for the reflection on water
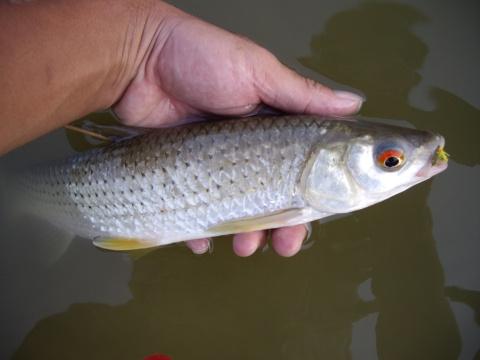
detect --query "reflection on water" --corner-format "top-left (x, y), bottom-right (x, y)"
top-left (300, 2), bottom-right (480, 359)
top-left (446, 287), bottom-right (480, 326)
top-left (3, 2), bottom-right (479, 359)
top-left (300, 2), bottom-right (480, 167)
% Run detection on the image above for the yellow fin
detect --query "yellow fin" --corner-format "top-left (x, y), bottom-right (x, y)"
top-left (208, 209), bottom-right (303, 234)
top-left (93, 237), bottom-right (157, 251)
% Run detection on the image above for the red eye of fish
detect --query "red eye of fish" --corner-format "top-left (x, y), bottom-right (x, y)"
top-left (377, 149), bottom-right (404, 169)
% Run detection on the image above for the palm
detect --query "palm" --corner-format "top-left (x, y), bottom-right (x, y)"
top-left (115, 17), bottom-right (278, 127)
top-left (113, 15), bottom-right (363, 257)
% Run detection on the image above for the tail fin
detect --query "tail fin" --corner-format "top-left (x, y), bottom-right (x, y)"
top-left (0, 168), bottom-right (74, 265)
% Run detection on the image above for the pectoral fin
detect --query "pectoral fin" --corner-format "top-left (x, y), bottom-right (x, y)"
top-left (208, 209), bottom-right (304, 234)
top-left (93, 237), bottom-right (157, 251)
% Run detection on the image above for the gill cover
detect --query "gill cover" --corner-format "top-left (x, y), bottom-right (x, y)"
top-left (303, 143), bottom-right (357, 213)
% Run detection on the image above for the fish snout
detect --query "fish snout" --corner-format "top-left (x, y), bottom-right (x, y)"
top-left (415, 134), bottom-right (448, 178)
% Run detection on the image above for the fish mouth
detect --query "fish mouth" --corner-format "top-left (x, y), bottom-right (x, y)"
top-left (415, 134), bottom-right (448, 178)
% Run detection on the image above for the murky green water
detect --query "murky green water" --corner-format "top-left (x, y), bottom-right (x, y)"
top-left (1, 1), bottom-right (479, 359)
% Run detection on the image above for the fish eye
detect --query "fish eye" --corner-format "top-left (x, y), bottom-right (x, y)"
top-left (376, 149), bottom-right (405, 170)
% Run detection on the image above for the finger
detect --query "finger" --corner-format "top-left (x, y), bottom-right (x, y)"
top-left (112, 77), bottom-right (193, 128)
top-left (254, 52), bottom-right (364, 116)
top-left (233, 230), bottom-right (267, 257)
top-left (185, 238), bottom-right (211, 254)
top-left (271, 224), bottom-right (308, 257)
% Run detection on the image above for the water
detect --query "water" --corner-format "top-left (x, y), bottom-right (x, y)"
top-left (1, 1), bottom-right (479, 359)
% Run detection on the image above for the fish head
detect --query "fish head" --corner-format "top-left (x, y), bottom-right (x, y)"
top-left (303, 122), bottom-right (448, 214)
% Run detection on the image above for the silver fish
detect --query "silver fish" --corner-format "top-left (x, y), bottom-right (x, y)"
top-left (20, 115), bottom-right (447, 250)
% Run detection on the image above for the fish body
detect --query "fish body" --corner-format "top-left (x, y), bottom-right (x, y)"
top-left (21, 115), bottom-right (447, 249)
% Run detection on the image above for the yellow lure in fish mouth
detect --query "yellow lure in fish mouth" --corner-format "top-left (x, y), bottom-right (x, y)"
top-left (434, 146), bottom-right (449, 164)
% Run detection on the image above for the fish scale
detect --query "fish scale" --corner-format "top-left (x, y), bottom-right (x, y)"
top-left (21, 116), bottom-right (326, 244)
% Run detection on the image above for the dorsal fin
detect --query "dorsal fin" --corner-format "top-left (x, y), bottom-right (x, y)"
top-left (64, 112), bottom-right (150, 151)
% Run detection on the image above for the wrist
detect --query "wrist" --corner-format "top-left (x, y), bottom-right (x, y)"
top-left (0, 0), bottom-right (190, 154)
top-left (103, 0), bottom-right (189, 110)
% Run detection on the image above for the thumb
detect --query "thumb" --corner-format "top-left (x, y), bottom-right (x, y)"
top-left (254, 55), bottom-right (364, 116)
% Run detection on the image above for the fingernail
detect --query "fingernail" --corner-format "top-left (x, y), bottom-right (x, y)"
top-left (191, 247), bottom-right (207, 255)
top-left (189, 238), bottom-right (212, 255)
top-left (206, 238), bottom-right (214, 254)
top-left (301, 223), bottom-right (315, 251)
top-left (333, 90), bottom-right (365, 103)
top-left (333, 90), bottom-right (365, 111)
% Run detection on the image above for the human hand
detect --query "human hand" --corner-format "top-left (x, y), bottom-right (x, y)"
top-left (113, 6), bottom-right (364, 257)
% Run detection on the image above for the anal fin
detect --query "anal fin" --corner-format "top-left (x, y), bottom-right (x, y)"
top-left (93, 237), bottom-right (157, 251)
top-left (208, 209), bottom-right (305, 234)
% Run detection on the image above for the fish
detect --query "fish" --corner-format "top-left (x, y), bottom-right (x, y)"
top-left (19, 115), bottom-right (448, 251)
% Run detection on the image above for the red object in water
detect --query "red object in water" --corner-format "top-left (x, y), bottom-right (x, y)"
top-left (144, 354), bottom-right (171, 360)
